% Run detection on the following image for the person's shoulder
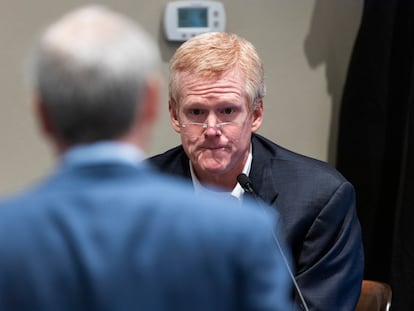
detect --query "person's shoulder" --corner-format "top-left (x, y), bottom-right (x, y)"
top-left (253, 133), bottom-right (347, 182)
top-left (146, 145), bottom-right (190, 179)
top-left (0, 182), bottom-right (49, 242)
top-left (0, 181), bottom-right (45, 212)
top-left (173, 191), bottom-right (278, 241)
top-left (148, 145), bottom-right (185, 164)
top-left (143, 170), bottom-right (277, 226)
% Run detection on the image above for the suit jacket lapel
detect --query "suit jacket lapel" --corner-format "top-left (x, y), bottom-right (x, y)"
top-left (249, 134), bottom-right (279, 206)
top-left (167, 147), bottom-right (193, 181)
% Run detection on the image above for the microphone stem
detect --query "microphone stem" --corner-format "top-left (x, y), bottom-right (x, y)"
top-left (237, 174), bottom-right (309, 311)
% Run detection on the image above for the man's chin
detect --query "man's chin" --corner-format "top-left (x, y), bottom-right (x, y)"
top-left (198, 159), bottom-right (229, 174)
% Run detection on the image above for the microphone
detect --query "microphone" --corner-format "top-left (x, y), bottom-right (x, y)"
top-left (237, 173), bottom-right (309, 311)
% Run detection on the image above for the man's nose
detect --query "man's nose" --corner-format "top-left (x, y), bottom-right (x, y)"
top-left (204, 115), bottom-right (221, 135)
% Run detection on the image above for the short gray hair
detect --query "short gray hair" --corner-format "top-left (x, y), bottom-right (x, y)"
top-left (28, 5), bottom-right (160, 144)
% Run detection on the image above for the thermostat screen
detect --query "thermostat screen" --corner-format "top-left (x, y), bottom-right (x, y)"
top-left (178, 7), bottom-right (208, 28)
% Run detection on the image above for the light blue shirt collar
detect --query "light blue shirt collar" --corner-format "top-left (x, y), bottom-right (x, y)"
top-left (59, 141), bottom-right (145, 168)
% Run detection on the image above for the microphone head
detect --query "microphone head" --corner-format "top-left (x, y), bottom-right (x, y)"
top-left (237, 173), bottom-right (251, 189)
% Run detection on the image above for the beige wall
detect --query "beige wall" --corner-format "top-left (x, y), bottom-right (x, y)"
top-left (0, 0), bottom-right (362, 195)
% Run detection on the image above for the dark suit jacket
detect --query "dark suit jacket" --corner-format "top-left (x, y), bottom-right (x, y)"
top-left (0, 158), bottom-right (293, 311)
top-left (149, 133), bottom-right (364, 311)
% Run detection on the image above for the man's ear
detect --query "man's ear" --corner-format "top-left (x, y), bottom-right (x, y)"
top-left (139, 76), bottom-right (160, 126)
top-left (32, 95), bottom-right (67, 154)
top-left (251, 99), bottom-right (264, 132)
top-left (33, 94), bottom-right (55, 138)
top-left (169, 100), bottom-right (181, 133)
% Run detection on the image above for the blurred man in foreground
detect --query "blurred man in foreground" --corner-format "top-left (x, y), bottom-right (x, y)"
top-left (0, 6), bottom-right (293, 311)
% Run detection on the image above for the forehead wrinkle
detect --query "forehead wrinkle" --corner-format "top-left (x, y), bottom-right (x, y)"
top-left (180, 72), bottom-right (245, 99)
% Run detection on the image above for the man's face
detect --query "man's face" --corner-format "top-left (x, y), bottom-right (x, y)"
top-left (170, 69), bottom-right (263, 181)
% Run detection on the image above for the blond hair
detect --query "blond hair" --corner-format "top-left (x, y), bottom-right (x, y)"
top-left (169, 32), bottom-right (265, 112)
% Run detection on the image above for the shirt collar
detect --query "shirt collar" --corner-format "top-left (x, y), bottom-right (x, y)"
top-left (59, 141), bottom-right (145, 168)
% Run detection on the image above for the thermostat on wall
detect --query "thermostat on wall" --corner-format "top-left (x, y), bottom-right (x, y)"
top-left (163, 1), bottom-right (226, 42)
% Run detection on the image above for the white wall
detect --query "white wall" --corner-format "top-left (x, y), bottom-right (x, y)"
top-left (0, 0), bottom-right (363, 195)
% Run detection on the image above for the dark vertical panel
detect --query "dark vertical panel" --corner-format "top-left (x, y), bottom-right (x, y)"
top-left (336, 0), bottom-right (414, 309)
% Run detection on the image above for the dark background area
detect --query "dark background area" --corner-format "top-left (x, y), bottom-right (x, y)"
top-left (336, 0), bottom-right (414, 310)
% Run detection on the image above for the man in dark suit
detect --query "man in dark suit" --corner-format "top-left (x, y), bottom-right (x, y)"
top-left (0, 6), bottom-right (294, 311)
top-left (149, 32), bottom-right (364, 311)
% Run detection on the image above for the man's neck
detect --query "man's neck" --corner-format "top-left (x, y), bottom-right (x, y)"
top-left (194, 169), bottom-right (241, 191)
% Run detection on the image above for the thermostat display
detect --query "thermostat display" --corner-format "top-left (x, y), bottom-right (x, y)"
top-left (164, 1), bottom-right (226, 42)
top-left (178, 7), bottom-right (207, 28)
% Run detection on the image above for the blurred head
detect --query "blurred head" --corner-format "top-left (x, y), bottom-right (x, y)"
top-left (168, 32), bottom-right (265, 189)
top-left (28, 5), bottom-right (161, 152)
